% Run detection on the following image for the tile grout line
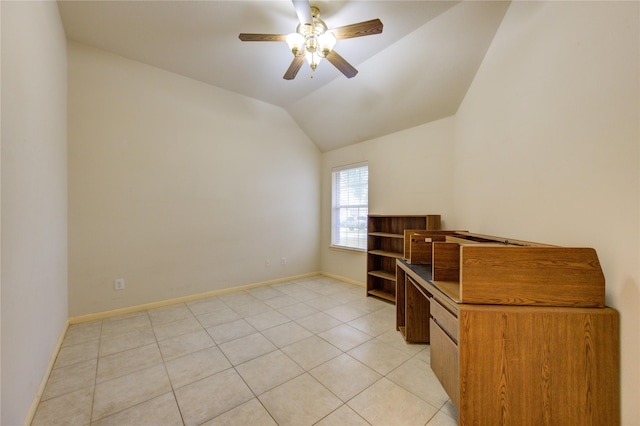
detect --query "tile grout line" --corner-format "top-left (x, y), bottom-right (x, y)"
top-left (88, 318), bottom-right (104, 424)
top-left (151, 307), bottom-right (188, 426)
top-left (35, 278), bottom-right (454, 425)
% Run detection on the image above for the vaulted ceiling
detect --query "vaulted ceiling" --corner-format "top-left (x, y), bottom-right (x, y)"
top-left (57, 0), bottom-right (510, 152)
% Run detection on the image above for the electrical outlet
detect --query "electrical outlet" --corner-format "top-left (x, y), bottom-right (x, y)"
top-left (115, 278), bottom-right (125, 291)
top-left (281, 257), bottom-right (286, 265)
top-left (265, 259), bottom-right (271, 267)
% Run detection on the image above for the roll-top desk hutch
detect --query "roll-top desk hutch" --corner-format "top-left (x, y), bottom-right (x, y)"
top-left (396, 231), bottom-right (620, 425)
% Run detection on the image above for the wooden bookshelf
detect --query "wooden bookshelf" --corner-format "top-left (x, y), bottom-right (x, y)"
top-left (366, 214), bottom-right (440, 303)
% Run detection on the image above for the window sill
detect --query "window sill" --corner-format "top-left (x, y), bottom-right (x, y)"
top-left (329, 245), bottom-right (367, 254)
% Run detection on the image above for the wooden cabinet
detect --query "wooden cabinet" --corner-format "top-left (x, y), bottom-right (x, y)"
top-left (396, 231), bottom-right (620, 425)
top-left (366, 215), bottom-right (440, 302)
top-left (455, 304), bottom-right (619, 425)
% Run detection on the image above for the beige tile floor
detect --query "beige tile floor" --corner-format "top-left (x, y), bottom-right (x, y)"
top-left (32, 276), bottom-right (458, 426)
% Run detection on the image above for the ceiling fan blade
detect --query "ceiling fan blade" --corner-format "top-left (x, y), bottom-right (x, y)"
top-left (284, 55), bottom-right (305, 80)
top-left (239, 33), bottom-right (287, 42)
top-left (330, 19), bottom-right (383, 40)
top-left (325, 50), bottom-right (358, 79)
top-left (292, 0), bottom-right (313, 26)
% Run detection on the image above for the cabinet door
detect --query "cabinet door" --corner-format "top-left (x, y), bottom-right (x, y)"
top-left (457, 306), bottom-right (620, 425)
top-left (429, 318), bottom-right (459, 407)
top-left (404, 277), bottom-right (430, 342)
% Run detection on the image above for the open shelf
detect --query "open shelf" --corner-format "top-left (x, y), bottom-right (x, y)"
top-left (366, 215), bottom-right (441, 303)
top-left (368, 232), bottom-right (404, 239)
top-left (367, 289), bottom-right (396, 303)
top-left (368, 249), bottom-right (404, 259)
top-left (368, 270), bottom-right (395, 281)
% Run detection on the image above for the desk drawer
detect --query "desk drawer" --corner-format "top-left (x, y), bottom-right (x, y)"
top-left (430, 318), bottom-right (460, 407)
top-left (430, 297), bottom-right (459, 343)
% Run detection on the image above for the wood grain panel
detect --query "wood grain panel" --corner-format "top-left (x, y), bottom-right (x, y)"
top-left (458, 305), bottom-right (619, 425)
top-left (430, 297), bottom-right (459, 342)
top-left (460, 246), bottom-right (605, 307)
top-left (404, 230), bottom-right (428, 261)
top-left (238, 33), bottom-right (287, 41)
top-left (404, 230), bottom-right (456, 263)
top-left (331, 19), bottom-right (383, 40)
top-left (405, 277), bottom-right (431, 342)
top-left (432, 242), bottom-right (460, 282)
top-left (396, 265), bottom-right (406, 331)
top-left (430, 318), bottom-right (460, 408)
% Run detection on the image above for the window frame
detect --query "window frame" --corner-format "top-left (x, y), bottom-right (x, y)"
top-left (330, 162), bottom-right (369, 251)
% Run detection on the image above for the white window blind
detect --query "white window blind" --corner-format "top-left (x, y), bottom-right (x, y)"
top-left (331, 163), bottom-right (368, 250)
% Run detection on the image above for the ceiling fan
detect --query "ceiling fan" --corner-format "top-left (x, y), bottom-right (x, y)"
top-left (239, 0), bottom-right (383, 80)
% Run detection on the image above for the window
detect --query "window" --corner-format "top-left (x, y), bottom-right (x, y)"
top-left (331, 163), bottom-right (368, 250)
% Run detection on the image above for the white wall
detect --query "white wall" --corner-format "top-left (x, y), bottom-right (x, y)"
top-left (1, 1), bottom-right (69, 424)
top-left (320, 117), bottom-right (455, 283)
top-left (322, 1), bottom-right (639, 422)
top-left (68, 43), bottom-right (321, 317)
top-left (454, 2), bottom-right (639, 423)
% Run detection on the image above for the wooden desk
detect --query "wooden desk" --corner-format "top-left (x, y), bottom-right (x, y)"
top-left (396, 235), bottom-right (620, 425)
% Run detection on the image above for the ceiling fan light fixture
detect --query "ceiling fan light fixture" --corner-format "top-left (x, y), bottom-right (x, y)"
top-left (305, 50), bottom-right (322, 70)
top-left (317, 31), bottom-right (336, 56)
top-left (285, 7), bottom-right (336, 73)
top-left (286, 32), bottom-right (305, 55)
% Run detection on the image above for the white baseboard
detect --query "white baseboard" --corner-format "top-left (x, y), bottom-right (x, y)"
top-left (69, 271), bottom-right (334, 324)
top-left (23, 320), bottom-right (69, 426)
top-left (27, 270), bottom-right (365, 425)
top-left (319, 271), bottom-right (365, 288)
